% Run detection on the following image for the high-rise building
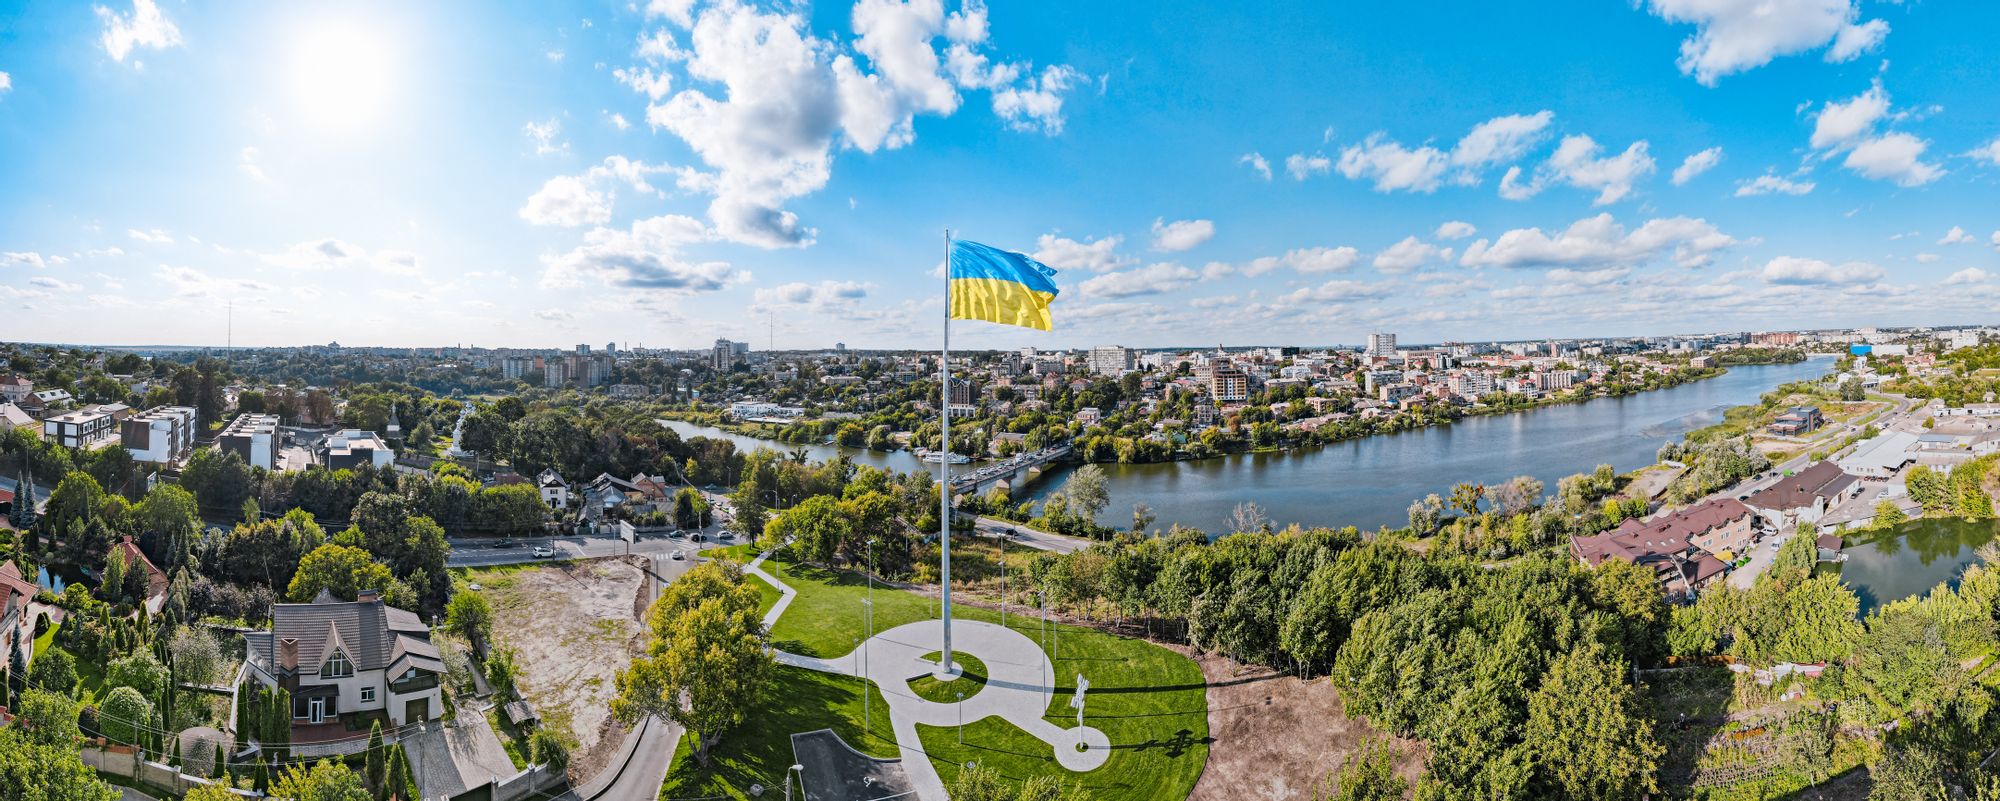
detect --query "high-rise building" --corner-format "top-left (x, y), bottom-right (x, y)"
top-left (1206, 360), bottom-right (1249, 402)
top-left (1087, 345), bottom-right (1134, 377)
top-left (1366, 332), bottom-right (1398, 358)
top-left (606, 341), bottom-right (617, 355)
top-left (577, 344), bottom-right (591, 354)
top-left (948, 377), bottom-right (976, 406)
top-left (711, 339), bottom-right (750, 370)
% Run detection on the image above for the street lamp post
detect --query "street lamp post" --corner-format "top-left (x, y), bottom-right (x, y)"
top-left (786, 763), bottom-right (804, 801)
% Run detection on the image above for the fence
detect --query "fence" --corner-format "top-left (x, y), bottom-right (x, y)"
top-left (82, 742), bottom-right (261, 798)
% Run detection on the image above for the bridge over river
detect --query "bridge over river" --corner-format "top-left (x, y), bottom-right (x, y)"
top-left (948, 444), bottom-right (1072, 498)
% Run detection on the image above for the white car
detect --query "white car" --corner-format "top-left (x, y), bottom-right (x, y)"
top-left (531, 546), bottom-right (556, 559)
top-left (670, 551), bottom-right (685, 561)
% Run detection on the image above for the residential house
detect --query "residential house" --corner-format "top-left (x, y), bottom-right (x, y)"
top-left (317, 430), bottom-right (394, 470)
top-left (219, 412), bottom-right (282, 470)
top-left (0, 560), bottom-right (61, 673)
top-left (1569, 509), bottom-right (1734, 597)
top-left (0, 375), bottom-right (31, 404)
top-left (1742, 461), bottom-right (1861, 530)
top-left (536, 469), bottom-right (570, 510)
top-left (111, 536), bottom-right (170, 616)
top-left (0, 402), bottom-right (34, 435)
top-left (124, 406), bottom-right (200, 465)
top-left (42, 406), bottom-right (117, 448)
top-left (1767, 406), bottom-right (1825, 436)
top-left (236, 590), bottom-right (445, 730)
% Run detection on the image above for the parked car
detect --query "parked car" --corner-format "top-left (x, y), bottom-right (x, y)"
top-left (719, 530), bottom-right (736, 540)
top-left (531, 546), bottom-right (556, 558)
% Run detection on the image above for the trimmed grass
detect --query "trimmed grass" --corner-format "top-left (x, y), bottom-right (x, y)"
top-left (909, 651), bottom-right (988, 704)
top-left (742, 557), bottom-right (1209, 801)
top-left (659, 665), bottom-right (897, 801)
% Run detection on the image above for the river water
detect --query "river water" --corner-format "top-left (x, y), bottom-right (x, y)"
top-left (660, 357), bottom-right (1834, 533)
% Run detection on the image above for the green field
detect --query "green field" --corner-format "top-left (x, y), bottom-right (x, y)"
top-left (663, 555), bottom-right (1210, 801)
top-left (909, 651), bottom-right (988, 704)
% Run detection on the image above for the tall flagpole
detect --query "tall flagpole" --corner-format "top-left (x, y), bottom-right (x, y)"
top-left (939, 228), bottom-right (955, 674)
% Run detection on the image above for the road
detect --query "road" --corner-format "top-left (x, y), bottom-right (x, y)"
top-left (557, 714), bottom-right (682, 801)
top-left (445, 531), bottom-right (721, 569)
top-left (968, 515), bottom-right (1092, 554)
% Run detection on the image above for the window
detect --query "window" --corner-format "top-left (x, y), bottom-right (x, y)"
top-left (321, 649), bottom-right (354, 679)
top-left (360, 687), bottom-right (376, 703)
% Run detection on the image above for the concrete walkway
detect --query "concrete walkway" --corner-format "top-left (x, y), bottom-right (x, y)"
top-left (747, 553), bottom-right (1107, 801)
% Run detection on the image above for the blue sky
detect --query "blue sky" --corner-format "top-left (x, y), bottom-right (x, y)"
top-left (2, 0), bottom-right (1998, 350)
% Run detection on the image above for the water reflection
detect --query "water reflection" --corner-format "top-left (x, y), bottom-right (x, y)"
top-left (1837, 518), bottom-right (2000, 613)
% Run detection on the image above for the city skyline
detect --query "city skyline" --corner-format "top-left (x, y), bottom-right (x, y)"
top-left (4, 1), bottom-right (2000, 349)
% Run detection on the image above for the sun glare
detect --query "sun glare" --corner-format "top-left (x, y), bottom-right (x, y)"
top-left (290, 20), bottom-right (396, 132)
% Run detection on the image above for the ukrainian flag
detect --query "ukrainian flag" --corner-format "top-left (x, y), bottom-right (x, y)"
top-left (949, 239), bottom-right (1060, 331)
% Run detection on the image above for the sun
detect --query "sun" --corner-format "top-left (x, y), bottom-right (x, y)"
top-left (289, 19), bottom-right (397, 132)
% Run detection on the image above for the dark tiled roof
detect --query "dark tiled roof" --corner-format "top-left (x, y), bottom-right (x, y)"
top-left (249, 597), bottom-right (437, 676)
top-left (1745, 461), bottom-right (1856, 512)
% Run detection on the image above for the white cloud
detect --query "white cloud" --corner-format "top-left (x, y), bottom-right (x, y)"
top-left (533, 308), bottom-right (575, 322)
top-left (753, 280), bottom-right (872, 313)
top-left (1826, 18), bottom-right (1890, 62)
top-left (95, 0), bottom-right (181, 64)
top-left (1279, 280), bottom-right (1392, 304)
top-left (1939, 227), bottom-right (1974, 245)
top-left (990, 65), bottom-right (1083, 135)
top-left (1546, 267), bottom-right (1632, 286)
top-left (1945, 268), bottom-right (1990, 285)
top-left (1, 252), bottom-right (49, 270)
top-left (1032, 234), bottom-right (1133, 273)
top-left (1914, 253), bottom-right (1940, 264)
top-left (1759, 256), bottom-right (1884, 285)
top-left (1434, 221), bottom-right (1477, 240)
top-left (1285, 153), bottom-right (1332, 181)
top-left (1993, 231), bottom-right (2000, 249)
top-left (519, 175), bottom-right (613, 227)
top-left (546, 49), bottom-right (566, 63)
top-left (1078, 262), bottom-right (1198, 298)
top-left (1150, 218), bottom-right (1214, 252)
top-left (28, 276), bottom-right (81, 292)
top-left (1372, 236), bottom-right (1445, 274)
top-left (0, 72), bottom-right (11, 95)
top-left (1335, 135), bottom-right (1448, 192)
top-left (1810, 84), bottom-right (1889, 149)
top-left (539, 214), bottom-right (738, 293)
top-left (1734, 172), bottom-right (1815, 197)
top-left (1544, 135), bottom-right (1656, 205)
top-left (606, 111), bottom-right (632, 131)
top-left (1968, 138), bottom-right (2000, 167)
top-left (523, 118), bottom-right (568, 156)
top-left (1449, 111), bottom-right (1553, 170)
top-left (1460, 213), bottom-right (1738, 270)
top-left (1279, 246), bottom-right (1361, 274)
top-left (1498, 166), bottom-right (1540, 200)
top-left (239, 146), bottom-right (268, 183)
top-left (1640, 0), bottom-right (1889, 85)
top-left (1239, 152), bottom-right (1272, 181)
top-left (127, 228), bottom-right (173, 244)
top-left (1842, 133), bottom-right (1944, 187)
top-left (1672, 147), bottom-right (1723, 185)
top-left (263, 239), bottom-right (423, 276)
top-left (155, 265), bottom-right (274, 298)
top-left (614, 67), bottom-right (674, 100)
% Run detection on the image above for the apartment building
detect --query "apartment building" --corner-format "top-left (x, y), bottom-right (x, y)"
top-left (1206, 361), bottom-right (1249, 402)
top-left (42, 407), bottom-right (117, 448)
top-left (221, 412), bottom-right (283, 470)
top-left (318, 430), bottom-right (395, 470)
top-left (1087, 346), bottom-right (1134, 377)
top-left (122, 406), bottom-right (198, 464)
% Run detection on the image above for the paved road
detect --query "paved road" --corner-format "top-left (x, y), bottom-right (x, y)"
top-left (969, 515), bottom-right (1092, 554)
top-left (558, 714), bottom-right (682, 801)
top-left (446, 530), bottom-right (734, 569)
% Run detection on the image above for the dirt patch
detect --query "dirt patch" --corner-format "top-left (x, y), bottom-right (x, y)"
top-left (471, 557), bottom-right (648, 782)
top-left (1187, 651), bottom-right (1424, 801)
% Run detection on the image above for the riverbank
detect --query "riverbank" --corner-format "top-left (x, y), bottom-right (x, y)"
top-left (663, 359), bottom-right (1835, 533)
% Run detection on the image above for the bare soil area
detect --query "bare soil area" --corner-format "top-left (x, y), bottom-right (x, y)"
top-left (469, 557), bottom-right (648, 781)
top-left (1187, 651), bottom-right (1424, 801)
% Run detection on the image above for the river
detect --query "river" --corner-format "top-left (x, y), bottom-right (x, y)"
top-left (660, 357), bottom-right (1834, 533)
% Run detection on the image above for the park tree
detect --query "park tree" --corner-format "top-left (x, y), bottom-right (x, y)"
top-left (1523, 645), bottom-right (1662, 800)
top-left (1448, 483), bottom-right (1485, 517)
top-left (27, 648), bottom-right (77, 697)
top-left (16, 688), bottom-right (82, 746)
top-left (612, 561), bottom-right (773, 765)
top-left (98, 685), bottom-right (155, 746)
top-left (1406, 494), bottom-right (1444, 536)
top-left (0, 727), bottom-right (121, 801)
top-left (1315, 737), bottom-right (1408, 801)
top-left (445, 590), bottom-right (494, 648)
top-left (672, 487), bottom-right (709, 530)
top-left (1489, 475), bottom-right (1544, 516)
top-left (766, 495), bottom-right (851, 565)
top-left (287, 544), bottom-right (403, 604)
top-left (273, 759), bottom-right (373, 801)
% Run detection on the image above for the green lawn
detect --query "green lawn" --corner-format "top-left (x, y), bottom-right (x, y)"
top-left (712, 556), bottom-right (1209, 801)
top-left (909, 652), bottom-right (987, 704)
top-left (659, 665), bottom-right (897, 801)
